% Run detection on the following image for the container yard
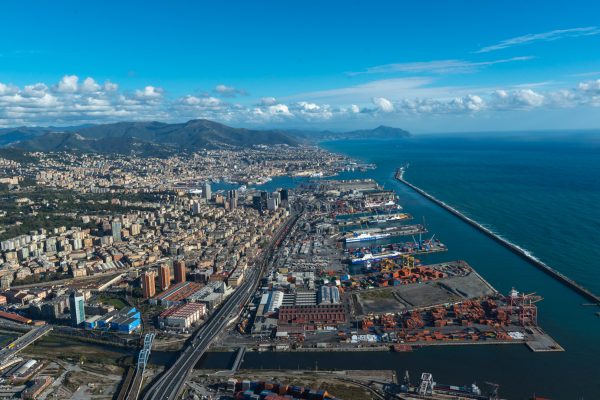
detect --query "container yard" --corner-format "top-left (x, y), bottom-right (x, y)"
top-left (357, 289), bottom-right (562, 351)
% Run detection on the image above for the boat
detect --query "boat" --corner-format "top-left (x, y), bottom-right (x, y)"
top-left (435, 383), bottom-right (483, 397)
top-left (370, 213), bottom-right (408, 223)
top-left (351, 251), bottom-right (402, 264)
top-left (364, 200), bottom-right (400, 208)
top-left (345, 232), bottom-right (391, 243)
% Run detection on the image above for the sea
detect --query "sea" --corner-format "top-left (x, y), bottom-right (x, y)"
top-left (195, 131), bottom-right (600, 399)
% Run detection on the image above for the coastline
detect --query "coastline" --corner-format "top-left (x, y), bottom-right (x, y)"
top-left (394, 167), bottom-right (600, 306)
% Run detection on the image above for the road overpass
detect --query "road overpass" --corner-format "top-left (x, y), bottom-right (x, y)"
top-left (0, 325), bottom-right (53, 365)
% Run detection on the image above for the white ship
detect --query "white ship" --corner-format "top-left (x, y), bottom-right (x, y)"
top-left (364, 200), bottom-right (401, 209)
top-left (345, 232), bottom-right (391, 243)
top-left (370, 214), bottom-right (407, 223)
top-left (351, 251), bottom-right (402, 264)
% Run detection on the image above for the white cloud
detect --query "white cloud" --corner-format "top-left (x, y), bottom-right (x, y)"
top-left (266, 104), bottom-right (292, 116)
top-left (259, 97), bottom-right (277, 106)
top-left (394, 94), bottom-right (486, 115)
top-left (0, 75), bottom-right (170, 127)
top-left (22, 83), bottom-right (48, 98)
top-left (491, 89), bottom-right (545, 110)
top-left (57, 75), bottom-right (79, 93)
top-left (1, 74), bottom-right (599, 129)
top-left (135, 86), bottom-right (163, 100)
top-left (291, 102), bottom-right (334, 120)
top-left (351, 56), bottom-right (533, 75)
top-left (476, 27), bottom-right (600, 53)
top-left (372, 97), bottom-right (394, 112)
top-left (578, 79), bottom-right (600, 93)
top-left (179, 95), bottom-right (221, 107)
top-left (104, 81), bottom-right (119, 92)
top-left (0, 83), bottom-right (18, 96)
top-left (214, 84), bottom-right (247, 97)
top-left (81, 77), bottom-right (101, 93)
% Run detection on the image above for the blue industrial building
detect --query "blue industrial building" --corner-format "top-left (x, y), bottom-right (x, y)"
top-left (87, 307), bottom-right (141, 334)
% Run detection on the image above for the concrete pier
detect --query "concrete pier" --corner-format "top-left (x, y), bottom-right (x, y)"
top-left (395, 168), bottom-right (600, 306)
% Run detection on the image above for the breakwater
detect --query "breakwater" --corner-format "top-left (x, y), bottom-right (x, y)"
top-left (395, 168), bottom-right (600, 306)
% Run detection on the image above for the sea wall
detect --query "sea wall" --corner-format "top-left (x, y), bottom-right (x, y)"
top-left (395, 168), bottom-right (600, 306)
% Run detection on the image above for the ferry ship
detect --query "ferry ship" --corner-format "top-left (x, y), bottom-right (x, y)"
top-left (364, 200), bottom-right (400, 208)
top-left (350, 250), bottom-right (402, 264)
top-left (345, 232), bottom-right (391, 243)
top-left (370, 213), bottom-right (408, 223)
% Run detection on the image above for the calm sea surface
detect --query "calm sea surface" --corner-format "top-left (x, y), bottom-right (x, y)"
top-left (197, 132), bottom-right (600, 399)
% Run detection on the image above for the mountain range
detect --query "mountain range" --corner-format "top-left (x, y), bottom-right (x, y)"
top-left (0, 119), bottom-right (410, 155)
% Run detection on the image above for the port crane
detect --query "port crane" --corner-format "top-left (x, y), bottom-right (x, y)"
top-left (506, 288), bottom-right (543, 326)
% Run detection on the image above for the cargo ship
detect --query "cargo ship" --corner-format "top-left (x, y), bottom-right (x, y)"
top-left (345, 232), bottom-right (391, 243)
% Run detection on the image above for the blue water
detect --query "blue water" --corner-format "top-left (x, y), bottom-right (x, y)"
top-left (200, 132), bottom-right (600, 399)
top-left (323, 133), bottom-right (600, 295)
top-left (319, 133), bottom-right (600, 398)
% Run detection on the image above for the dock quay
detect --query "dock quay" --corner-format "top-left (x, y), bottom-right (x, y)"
top-left (395, 167), bottom-right (600, 306)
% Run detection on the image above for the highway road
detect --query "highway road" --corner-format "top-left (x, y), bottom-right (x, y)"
top-left (142, 208), bottom-right (302, 400)
top-left (0, 325), bottom-right (53, 364)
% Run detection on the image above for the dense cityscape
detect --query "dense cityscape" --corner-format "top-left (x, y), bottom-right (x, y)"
top-left (2, 2), bottom-right (600, 399)
top-left (0, 140), bottom-right (563, 400)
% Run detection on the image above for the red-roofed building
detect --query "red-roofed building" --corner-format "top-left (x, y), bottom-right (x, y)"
top-left (158, 302), bottom-right (205, 330)
top-left (278, 304), bottom-right (346, 326)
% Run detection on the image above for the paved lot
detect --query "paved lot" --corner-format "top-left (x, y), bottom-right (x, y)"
top-left (353, 271), bottom-right (496, 316)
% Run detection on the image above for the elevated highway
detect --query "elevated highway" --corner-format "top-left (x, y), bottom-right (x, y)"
top-left (0, 325), bottom-right (53, 365)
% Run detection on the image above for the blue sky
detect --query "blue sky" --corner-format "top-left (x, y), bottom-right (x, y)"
top-left (1, 0), bottom-right (600, 132)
